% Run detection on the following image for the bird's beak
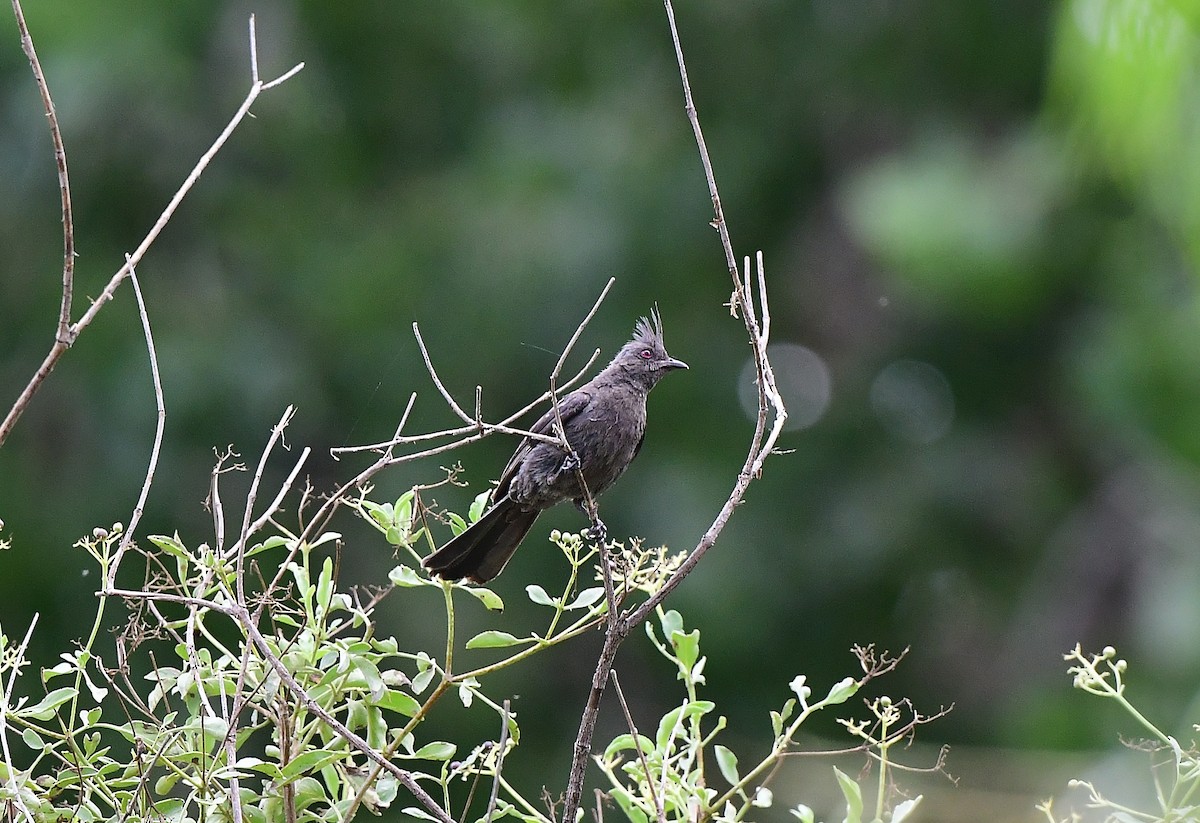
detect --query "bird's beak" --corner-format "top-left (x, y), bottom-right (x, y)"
top-left (665, 357), bottom-right (689, 371)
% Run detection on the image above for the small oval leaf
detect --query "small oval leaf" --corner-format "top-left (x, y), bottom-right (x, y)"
top-left (466, 630), bottom-right (527, 649)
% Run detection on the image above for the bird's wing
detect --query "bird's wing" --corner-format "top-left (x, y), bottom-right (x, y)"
top-left (495, 388), bottom-right (593, 498)
top-left (631, 430), bottom-right (646, 462)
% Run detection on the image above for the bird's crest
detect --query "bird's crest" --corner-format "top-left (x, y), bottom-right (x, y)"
top-left (633, 306), bottom-right (665, 348)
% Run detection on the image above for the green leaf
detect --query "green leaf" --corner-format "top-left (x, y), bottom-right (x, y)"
top-left (671, 628), bottom-right (701, 671)
top-left (824, 677), bottom-right (859, 706)
top-left (565, 586), bottom-right (605, 611)
top-left (525, 584), bottom-right (557, 607)
top-left (315, 556), bottom-right (335, 614)
top-left (655, 700), bottom-right (715, 750)
top-left (412, 657), bottom-right (436, 694)
top-left (610, 785), bottom-right (650, 823)
top-left (659, 609), bottom-right (683, 640)
top-left (155, 772), bottom-right (182, 796)
top-left (20, 728), bottom-right (44, 750)
top-left (353, 657), bottom-right (386, 701)
top-left (468, 490), bottom-right (490, 523)
top-left (20, 687), bottom-right (76, 720)
top-left (789, 675), bottom-right (812, 704)
top-left (466, 630), bottom-right (527, 649)
top-left (280, 749), bottom-right (347, 784)
top-left (412, 741), bottom-right (456, 760)
top-left (289, 561), bottom-right (311, 601)
top-left (713, 744), bottom-right (739, 786)
top-left (181, 715), bottom-right (229, 743)
top-left (603, 734), bottom-right (655, 760)
top-left (291, 776), bottom-right (326, 811)
top-left (148, 533), bottom-right (189, 560)
top-left (360, 500), bottom-right (393, 528)
top-left (466, 585), bottom-right (504, 611)
top-left (448, 513), bottom-right (468, 536)
top-left (395, 491), bottom-right (414, 527)
top-left (389, 565), bottom-right (425, 587)
top-left (834, 766), bottom-right (863, 823)
top-left (235, 757), bottom-right (281, 778)
top-left (246, 535), bottom-right (290, 557)
top-left (373, 688), bottom-right (421, 717)
top-left (790, 804), bottom-right (815, 823)
top-left (400, 808), bottom-right (441, 822)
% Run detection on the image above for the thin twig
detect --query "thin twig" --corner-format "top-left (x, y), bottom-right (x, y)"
top-left (484, 700), bottom-right (512, 823)
top-left (217, 674), bottom-right (244, 823)
top-left (610, 670), bottom-right (665, 823)
top-left (9, 0), bottom-right (73, 343)
top-left (0, 615), bottom-right (39, 823)
top-left (106, 263), bottom-right (167, 589)
top-left (240, 613), bottom-right (455, 823)
top-left (559, 4), bottom-right (789, 821)
top-left (548, 278), bottom-right (615, 530)
top-left (0, 15), bottom-right (304, 448)
top-left (330, 348), bottom-right (601, 457)
top-left (413, 323), bottom-right (473, 424)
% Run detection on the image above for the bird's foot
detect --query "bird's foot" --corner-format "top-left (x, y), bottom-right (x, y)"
top-left (584, 517), bottom-right (607, 543)
top-left (559, 452), bottom-right (580, 476)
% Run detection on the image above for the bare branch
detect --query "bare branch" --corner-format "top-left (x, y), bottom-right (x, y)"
top-left (226, 407), bottom-right (311, 597)
top-left (9, 0), bottom-right (74, 344)
top-left (611, 670), bottom-right (665, 823)
top-left (549, 277), bottom-right (615, 531)
top-left (106, 263), bottom-right (167, 589)
top-left (0, 16), bottom-right (304, 448)
top-left (559, 5), bottom-right (790, 821)
top-left (484, 700), bottom-right (512, 823)
top-left (330, 347), bottom-right (601, 459)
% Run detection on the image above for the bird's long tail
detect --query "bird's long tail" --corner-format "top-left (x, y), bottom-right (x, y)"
top-left (422, 495), bottom-right (540, 583)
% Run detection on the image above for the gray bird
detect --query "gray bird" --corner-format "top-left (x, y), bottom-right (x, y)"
top-left (423, 309), bottom-right (688, 583)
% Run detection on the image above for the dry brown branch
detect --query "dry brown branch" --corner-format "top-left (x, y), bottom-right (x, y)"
top-left (9, 0), bottom-right (73, 343)
top-left (558, 4), bottom-right (789, 820)
top-left (0, 14), bottom-right (304, 448)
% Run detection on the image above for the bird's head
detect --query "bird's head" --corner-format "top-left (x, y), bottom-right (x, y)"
top-left (612, 307), bottom-right (689, 389)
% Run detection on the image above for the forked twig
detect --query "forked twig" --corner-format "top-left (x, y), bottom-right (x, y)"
top-left (332, 342), bottom-right (601, 457)
top-left (559, 4), bottom-right (789, 821)
top-left (0, 14), bottom-right (304, 447)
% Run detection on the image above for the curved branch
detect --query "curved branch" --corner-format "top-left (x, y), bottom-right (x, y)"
top-left (559, 4), bottom-right (790, 821)
top-left (0, 14), bottom-right (304, 448)
top-left (9, 0), bottom-right (74, 345)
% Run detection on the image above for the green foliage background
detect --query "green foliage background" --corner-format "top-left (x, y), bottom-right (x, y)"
top-left (4, 0), bottom-right (1200, 814)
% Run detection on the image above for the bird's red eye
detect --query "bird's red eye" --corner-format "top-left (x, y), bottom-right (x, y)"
top-left (639, 349), bottom-right (653, 360)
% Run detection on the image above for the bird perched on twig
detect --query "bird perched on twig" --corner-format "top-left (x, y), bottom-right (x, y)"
top-left (423, 309), bottom-right (688, 583)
